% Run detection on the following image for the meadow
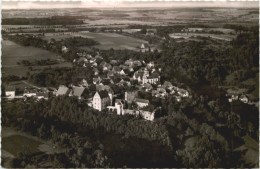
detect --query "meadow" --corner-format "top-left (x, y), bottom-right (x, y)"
top-left (1, 127), bottom-right (65, 159)
top-left (2, 40), bottom-right (72, 77)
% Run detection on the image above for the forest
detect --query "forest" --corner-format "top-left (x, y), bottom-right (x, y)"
top-left (2, 16), bottom-right (85, 25)
top-left (2, 86), bottom-right (258, 167)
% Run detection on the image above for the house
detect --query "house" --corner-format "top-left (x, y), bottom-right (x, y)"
top-left (123, 109), bottom-right (140, 117)
top-left (110, 60), bottom-right (118, 65)
top-left (175, 96), bottom-right (181, 102)
top-left (133, 69), bottom-right (149, 83)
top-left (178, 89), bottom-right (189, 97)
top-left (107, 71), bottom-right (114, 78)
top-left (141, 43), bottom-right (149, 49)
top-left (143, 73), bottom-right (160, 84)
top-left (133, 60), bottom-right (142, 67)
top-left (147, 61), bottom-right (155, 69)
top-left (93, 68), bottom-right (99, 76)
top-left (70, 86), bottom-right (86, 99)
top-left (23, 88), bottom-right (37, 97)
top-left (93, 77), bottom-right (101, 84)
top-left (112, 66), bottom-right (121, 74)
top-left (125, 91), bottom-right (138, 105)
top-left (96, 85), bottom-right (113, 93)
top-left (107, 99), bottom-right (125, 115)
top-left (239, 94), bottom-right (249, 103)
top-left (140, 110), bottom-right (155, 121)
top-left (92, 91), bottom-right (111, 111)
top-left (56, 85), bottom-right (70, 96)
top-left (77, 57), bottom-right (88, 64)
top-left (152, 90), bottom-right (159, 97)
top-left (157, 87), bottom-right (167, 97)
top-left (92, 62), bottom-right (98, 67)
top-left (80, 79), bottom-right (89, 87)
top-left (89, 58), bottom-right (96, 63)
top-left (135, 98), bottom-right (149, 108)
top-left (162, 81), bottom-right (173, 89)
top-left (95, 55), bottom-right (103, 60)
top-left (125, 59), bottom-right (134, 66)
top-left (5, 86), bottom-right (16, 98)
top-left (100, 61), bottom-right (107, 67)
top-left (103, 63), bottom-right (112, 71)
top-left (102, 78), bottom-right (114, 85)
top-left (36, 92), bottom-right (49, 100)
top-left (61, 46), bottom-right (68, 53)
top-left (140, 43), bottom-right (150, 52)
top-left (86, 54), bottom-right (92, 60)
top-left (142, 83), bottom-right (153, 92)
top-left (122, 69), bottom-right (131, 75)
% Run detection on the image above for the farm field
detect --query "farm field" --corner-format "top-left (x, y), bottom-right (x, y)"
top-left (169, 33), bottom-right (236, 41)
top-left (1, 40), bottom-right (72, 77)
top-left (43, 31), bottom-right (149, 51)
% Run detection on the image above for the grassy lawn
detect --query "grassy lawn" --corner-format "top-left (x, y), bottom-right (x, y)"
top-left (2, 135), bottom-right (42, 157)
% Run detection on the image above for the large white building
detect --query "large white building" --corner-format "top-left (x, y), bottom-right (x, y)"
top-left (93, 91), bottom-right (112, 111)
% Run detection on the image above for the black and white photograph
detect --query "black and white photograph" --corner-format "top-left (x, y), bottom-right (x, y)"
top-left (1, 0), bottom-right (259, 168)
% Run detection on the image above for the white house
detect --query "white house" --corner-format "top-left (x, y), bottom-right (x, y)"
top-left (61, 46), bottom-right (68, 53)
top-left (143, 73), bottom-right (160, 84)
top-left (93, 91), bottom-right (111, 111)
top-left (135, 98), bottom-right (149, 108)
top-left (5, 86), bottom-right (16, 98)
top-left (140, 110), bottom-right (155, 121)
top-left (23, 88), bottom-right (37, 97)
top-left (239, 95), bottom-right (249, 103)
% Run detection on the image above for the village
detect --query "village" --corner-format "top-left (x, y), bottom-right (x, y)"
top-left (4, 48), bottom-right (192, 121)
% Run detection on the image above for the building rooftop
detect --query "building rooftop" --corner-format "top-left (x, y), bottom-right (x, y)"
top-left (97, 90), bottom-right (110, 99)
top-left (148, 73), bottom-right (160, 79)
top-left (135, 98), bottom-right (149, 104)
top-left (56, 85), bottom-right (69, 95)
top-left (72, 86), bottom-right (85, 97)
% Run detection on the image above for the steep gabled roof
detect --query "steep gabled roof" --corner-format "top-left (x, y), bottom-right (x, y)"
top-left (98, 90), bottom-right (109, 99)
top-left (72, 86), bottom-right (85, 97)
top-left (100, 61), bottom-right (107, 67)
top-left (113, 66), bottom-right (121, 72)
top-left (56, 85), bottom-right (69, 95)
top-left (96, 85), bottom-right (112, 92)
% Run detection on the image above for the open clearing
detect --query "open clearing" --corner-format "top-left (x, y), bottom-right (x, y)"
top-left (2, 40), bottom-right (72, 77)
top-left (2, 135), bottom-right (42, 157)
top-left (1, 127), bottom-right (65, 158)
top-left (43, 31), bottom-right (148, 51)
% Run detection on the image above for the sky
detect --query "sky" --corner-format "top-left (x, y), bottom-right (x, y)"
top-left (1, 1), bottom-right (259, 9)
